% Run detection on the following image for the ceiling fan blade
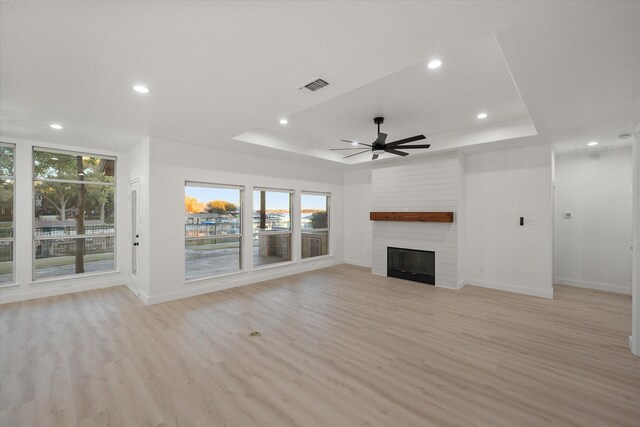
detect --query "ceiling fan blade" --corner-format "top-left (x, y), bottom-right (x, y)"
top-left (376, 133), bottom-right (388, 144)
top-left (372, 154), bottom-right (379, 160)
top-left (394, 144), bottom-right (431, 149)
top-left (330, 148), bottom-right (370, 151)
top-left (386, 135), bottom-right (426, 148)
top-left (341, 139), bottom-right (372, 148)
top-left (384, 148), bottom-right (409, 157)
top-left (343, 150), bottom-right (370, 159)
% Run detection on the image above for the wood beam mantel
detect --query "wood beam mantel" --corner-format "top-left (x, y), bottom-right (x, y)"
top-left (369, 212), bottom-right (454, 223)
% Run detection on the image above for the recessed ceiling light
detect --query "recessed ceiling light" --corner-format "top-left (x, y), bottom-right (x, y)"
top-left (351, 141), bottom-right (358, 146)
top-left (476, 112), bottom-right (488, 119)
top-left (587, 141), bottom-right (599, 146)
top-left (50, 123), bottom-right (63, 130)
top-left (133, 84), bottom-right (150, 94)
top-left (427, 59), bottom-right (442, 69)
top-left (279, 118), bottom-right (288, 125)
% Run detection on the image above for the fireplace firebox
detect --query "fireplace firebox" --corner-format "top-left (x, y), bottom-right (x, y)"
top-left (387, 247), bottom-right (435, 285)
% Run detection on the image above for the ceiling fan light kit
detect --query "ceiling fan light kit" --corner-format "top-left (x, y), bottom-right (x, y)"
top-left (330, 116), bottom-right (430, 161)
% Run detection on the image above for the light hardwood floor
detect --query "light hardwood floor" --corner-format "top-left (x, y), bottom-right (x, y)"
top-left (1, 264), bottom-right (639, 427)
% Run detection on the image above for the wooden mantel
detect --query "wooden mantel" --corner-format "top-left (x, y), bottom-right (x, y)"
top-left (369, 212), bottom-right (454, 223)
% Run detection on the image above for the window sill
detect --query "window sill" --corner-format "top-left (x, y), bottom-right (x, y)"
top-left (185, 269), bottom-right (247, 285)
top-left (301, 254), bottom-right (333, 263)
top-left (253, 231), bottom-right (292, 236)
top-left (30, 270), bottom-right (120, 285)
top-left (0, 283), bottom-right (18, 289)
top-left (253, 260), bottom-right (295, 271)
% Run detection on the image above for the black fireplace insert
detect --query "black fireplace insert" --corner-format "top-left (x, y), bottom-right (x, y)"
top-left (387, 247), bottom-right (435, 285)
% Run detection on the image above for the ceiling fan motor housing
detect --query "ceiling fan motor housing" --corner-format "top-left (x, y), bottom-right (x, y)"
top-left (334, 116), bottom-right (428, 160)
top-left (373, 117), bottom-right (385, 150)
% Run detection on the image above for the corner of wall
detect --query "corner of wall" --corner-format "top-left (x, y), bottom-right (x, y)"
top-left (631, 94), bottom-right (640, 355)
top-left (456, 151), bottom-right (466, 288)
top-left (343, 167), bottom-right (373, 269)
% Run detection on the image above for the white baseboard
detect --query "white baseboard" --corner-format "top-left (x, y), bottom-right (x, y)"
top-left (631, 336), bottom-right (639, 357)
top-left (143, 258), bottom-right (343, 305)
top-left (371, 269), bottom-right (462, 290)
top-left (435, 283), bottom-right (460, 291)
top-left (138, 290), bottom-right (151, 305)
top-left (125, 283), bottom-right (141, 299)
top-left (433, 278), bottom-right (468, 291)
top-left (465, 278), bottom-right (554, 299)
top-left (0, 277), bottom-right (124, 304)
top-left (343, 259), bottom-right (371, 268)
top-left (554, 277), bottom-right (631, 295)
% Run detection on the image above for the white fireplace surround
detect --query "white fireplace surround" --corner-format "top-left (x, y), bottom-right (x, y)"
top-left (371, 152), bottom-right (462, 289)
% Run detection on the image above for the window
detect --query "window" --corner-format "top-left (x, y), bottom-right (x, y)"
top-left (0, 143), bottom-right (15, 285)
top-left (253, 188), bottom-right (292, 267)
top-left (185, 183), bottom-right (242, 280)
top-left (33, 148), bottom-right (116, 280)
top-left (301, 192), bottom-right (330, 259)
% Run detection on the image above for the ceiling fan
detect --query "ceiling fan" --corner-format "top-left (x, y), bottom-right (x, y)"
top-left (331, 117), bottom-right (430, 160)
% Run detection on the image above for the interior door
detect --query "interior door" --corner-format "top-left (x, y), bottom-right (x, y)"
top-left (129, 180), bottom-right (141, 294)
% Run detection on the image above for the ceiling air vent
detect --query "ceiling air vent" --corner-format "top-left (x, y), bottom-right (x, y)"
top-left (299, 77), bottom-right (329, 92)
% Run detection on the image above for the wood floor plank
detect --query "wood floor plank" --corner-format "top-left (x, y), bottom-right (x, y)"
top-left (103, 357), bottom-right (165, 427)
top-left (1, 264), bottom-right (639, 426)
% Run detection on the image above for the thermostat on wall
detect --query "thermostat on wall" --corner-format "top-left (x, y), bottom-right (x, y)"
top-left (564, 212), bottom-right (572, 219)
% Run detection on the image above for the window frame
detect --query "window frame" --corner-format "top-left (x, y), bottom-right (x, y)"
top-left (300, 191), bottom-right (331, 260)
top-left (32, 147), bottom-right (118, 281)
top-left (0, 142), bottom-right (16, 286)
top-left (252, 187), bottom-right (294, 268)
top-left (184, 181), bottom-right (244, 282)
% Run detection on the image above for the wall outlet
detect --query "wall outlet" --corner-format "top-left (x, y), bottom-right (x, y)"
top-left (564, 212), bottom-right (572, 219)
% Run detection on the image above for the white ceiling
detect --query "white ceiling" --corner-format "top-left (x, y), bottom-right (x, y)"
top-left (1, 1), bottom-right (639, 164)
top-left (234, 35), bottom-right (537, 164)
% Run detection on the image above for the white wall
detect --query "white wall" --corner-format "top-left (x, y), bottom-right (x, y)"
top-left (554, 148), bottom-right (633, 294)
top-left (0, 138), bottom-right (127, 303)
top-left (142, 137), bottom-right (345, 304)
top-left (343, 168), bottom-right (372, 268)
top-left (371, 151), bottom-right (460, 289)
top-left (464, 144), bottom-right (554, 298)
